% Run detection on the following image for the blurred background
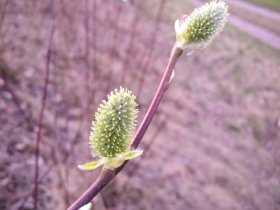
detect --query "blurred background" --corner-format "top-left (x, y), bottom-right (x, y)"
top-left (0, 0), bottom-right (279, 209)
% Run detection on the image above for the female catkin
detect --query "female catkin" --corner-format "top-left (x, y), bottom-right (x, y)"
top-left (79, 87), bottom-right (143, 170)
top-left (90, 87), bottom-right (138, 158)
top-left (175, 0), bottom-right (228, 48)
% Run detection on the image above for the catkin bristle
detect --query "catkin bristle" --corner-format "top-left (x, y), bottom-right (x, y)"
top-left (89, 87), bottom-right (138, 158)
top-left (175, 0), bottom-right (228, 47)
top-left (186, 1), bottom-right (228, 43)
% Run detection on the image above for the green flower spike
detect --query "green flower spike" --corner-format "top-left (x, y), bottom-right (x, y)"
top-left (78, 87), bottom-right (143, 170)
top-left (175, 0), bottom-right (228, 49)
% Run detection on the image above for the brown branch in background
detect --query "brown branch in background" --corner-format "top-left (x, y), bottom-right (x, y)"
top-left (33, 25), bottom-right (55, 210)
top-left (52, 76), bottom-right (71, 207)
top-left (121, 120), bottom-right (166, 193)
top-left (84, 0), bottom-right (92, 127)
top-left (0, 0), bottom-right (8, 34)
top-left (32, 0), bottom-right (36, 13)
top-left (110, 1), bottom-right (123, 55)
top-left (0, 1), bottom-right (28, 122)
top-left (0, 71), bottom-right (28, 121)
top-left (106, 1), bottom-right (123, 92)
top-left (136, 0), bottom-right (166, 96)
top-left (120, 4), bottom-right (140, 85)
top-left (99, 0), bottom-right (125, 93)
top-left (18, 165), bottom-right (54, 210)
top-left (63, 112), bottom-right (77, 206)
top-left (49, 20), bottom-right (73, 207)
top-left (67, 45), bottom-right (183, 210)
top-left (99, 1), bottom-right (109, 49)
top-left (90, 0), bottom-right (98, 110)
top-left (100, 1), bottom-right (116, 63)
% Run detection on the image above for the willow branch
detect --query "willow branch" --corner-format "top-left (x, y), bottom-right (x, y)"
top-left (67, 44), bottom-right (183, 210)
top-left (33, 25), bottom-right (55, 210)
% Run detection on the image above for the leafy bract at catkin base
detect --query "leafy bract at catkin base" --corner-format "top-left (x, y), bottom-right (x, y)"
top-left (78, 87), bottom-right (143, 170)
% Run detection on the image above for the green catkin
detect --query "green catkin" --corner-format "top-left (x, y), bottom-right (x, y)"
top-left (79, 87), bottom-right (142, 170)
top-left (89, 87), bottom-right (138, 158)
top-left (79, 2), bottom-right (227, 172)
top-left (186, 1), bottom-right (228, 43)
top-left (175, 0), bottom-right (228, 48)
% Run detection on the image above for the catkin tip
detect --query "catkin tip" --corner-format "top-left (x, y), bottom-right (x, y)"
top-left (175, 0), bottom-right (228, 49)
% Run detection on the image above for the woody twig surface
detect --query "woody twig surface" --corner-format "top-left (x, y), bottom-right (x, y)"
top-left (67, 45), bottom-right (183, 210)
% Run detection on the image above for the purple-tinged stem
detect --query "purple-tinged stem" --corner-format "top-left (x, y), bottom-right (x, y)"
top-left (33, 25), bottom-right (55, 210)
top-left (131, 45), bottom-right (182, 148)
top-left (67, 44), bottom-right (183, 210)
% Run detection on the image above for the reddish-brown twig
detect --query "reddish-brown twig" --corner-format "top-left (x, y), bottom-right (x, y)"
top-left (0, 70), bottom-right (28, 121)
top-left (33, 25), bottom-right (55, 210)
top-left (106, 1), bottom-right (123, 92)
top-left (136, 0), bottom-right (166, 97)
top-left (84, 0), bottom-right (92, 128)
top-left (67, 44), bottom-right (183, 210)
top-left (90, 0), bottom-right (98, 110)
top-left (18, 164), bottom-right (54, 210)
top-left (120, 5), bottom-right (140, 85)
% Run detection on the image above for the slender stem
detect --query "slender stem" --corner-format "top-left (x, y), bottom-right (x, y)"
top-left (136, 0), bottom-right (166, 97)
top-left (67, 44), bottom-right (183, 210)
top-left (33, 25), bottom-right (55, 210)
top-left (18, 165), bottom-right (54, 210)
top-left (132, 45), bottom-right (182, 148)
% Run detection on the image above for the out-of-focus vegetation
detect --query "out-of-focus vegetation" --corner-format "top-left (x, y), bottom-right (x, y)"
top-left (247, 0), bottom-right (280, 12)
top-left (229, 3), bottom-right (280, 36)
top-left (0, 0), bottom-right (280, 210)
